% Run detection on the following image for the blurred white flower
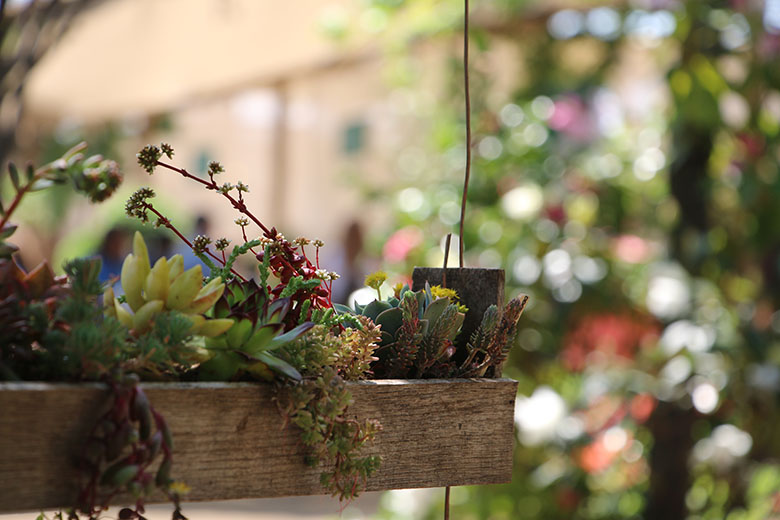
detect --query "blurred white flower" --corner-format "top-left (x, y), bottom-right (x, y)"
top-left (693, 424), bottom-right (752, 469)
top-left (515, 386), bottom-right (567, 445)
top-left (661, 320), bottom-right (716, 356)
top-left (646, 264), bottom-right (691, 319)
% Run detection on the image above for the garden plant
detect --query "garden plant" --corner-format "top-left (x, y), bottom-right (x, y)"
top-left (0, 140), bottom-right (526, 519)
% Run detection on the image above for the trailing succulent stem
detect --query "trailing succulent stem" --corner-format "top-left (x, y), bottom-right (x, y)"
top-left (276, 320), bottom-right (381, 501)
top-left (278, 368), bottom-right (382, 501)
top-left (76, 373), bottom-right (187, 520)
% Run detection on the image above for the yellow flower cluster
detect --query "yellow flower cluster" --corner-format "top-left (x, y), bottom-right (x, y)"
top-left (431, 285), bottom-right (469, 313)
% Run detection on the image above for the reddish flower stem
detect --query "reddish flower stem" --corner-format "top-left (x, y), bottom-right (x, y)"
top-left (142, 202), bottom-right (247, 282)
top-left (155, 160), bottom-right (272, 236)
top-left (0, 182), bottom-right (31, 231)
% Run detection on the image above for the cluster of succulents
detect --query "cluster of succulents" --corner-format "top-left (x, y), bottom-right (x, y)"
top-left (459, 294), bottom-right (529, 378)
top-left (1, 142), bottom-right (530, 517)
top-left (337, 276), bottom-right (528, 379)
top-left (103, 232), bottom-right (233, 338)
top-left (337, 282), bottom-right (465, 378)
top-left (0, 258), bottom-right (70, 379)
top-left (198, 278), bottom-right (314, 381)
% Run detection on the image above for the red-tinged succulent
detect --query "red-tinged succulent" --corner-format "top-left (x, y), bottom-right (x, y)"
top-left (76, 373), bottom-right (186, 520)
top-left (0, 258), bottom-right (70, 377)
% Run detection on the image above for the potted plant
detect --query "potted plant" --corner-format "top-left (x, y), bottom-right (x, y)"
top-left (0, 142), bottom-right (523, 519)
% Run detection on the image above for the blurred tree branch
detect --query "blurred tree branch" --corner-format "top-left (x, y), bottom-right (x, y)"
top-left (0, 0), bottom-right (104, 166)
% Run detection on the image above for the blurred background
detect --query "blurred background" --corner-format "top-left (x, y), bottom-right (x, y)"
top-left (3, 0), bottom-right (780, 518)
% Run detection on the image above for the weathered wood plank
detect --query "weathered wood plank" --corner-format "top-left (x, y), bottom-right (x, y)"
top-left (0, 379), bottom-right (517, 513)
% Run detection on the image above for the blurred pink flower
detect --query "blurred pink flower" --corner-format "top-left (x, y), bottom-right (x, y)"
top-left (612, 234), bottom-right (651, 264)
top-left (549, 95), bottom-right (595, 142)
top-left (383, 226), bottom-right (423, 262)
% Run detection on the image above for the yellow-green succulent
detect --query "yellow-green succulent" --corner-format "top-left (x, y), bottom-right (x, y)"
top-left (104, 231), bottom-right (233, 337)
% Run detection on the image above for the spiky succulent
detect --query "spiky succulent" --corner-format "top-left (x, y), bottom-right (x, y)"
top-left (458, 294), bottom-right (529, 378)
top-left (104, 231), bottom-right (233, 338)
top-left (198, 279), bottom-right (314, 382)
top-left (336, 283), bottom-right (465, 378)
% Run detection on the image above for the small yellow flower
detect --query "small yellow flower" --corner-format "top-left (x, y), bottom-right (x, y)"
top-left (431, 285), bottom-right (469, 313)
top-left (365, 271), bottom-right (388, 299)
top-left (168, 480), bottom-right (192, 496)
top-left (365, 271), bottom-right (388, 290)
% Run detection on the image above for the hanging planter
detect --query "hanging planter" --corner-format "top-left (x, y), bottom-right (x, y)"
top-left (0, 1), bottom-right (527, 517)
top-left (0, 377), bottom-right (517, 513)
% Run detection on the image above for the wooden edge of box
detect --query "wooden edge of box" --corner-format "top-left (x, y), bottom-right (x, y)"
top-left (0, 378), bottom-right (518, 513)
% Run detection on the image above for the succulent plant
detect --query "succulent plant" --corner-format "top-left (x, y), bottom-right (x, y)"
top-left (197, 279), bottom-right (314, 382)
top-left (457, 294), bottom-right (529, 378)
top-left (0, 258), bottom-right (70, 378)
top-left (336, 283), bottom-right (465, 378)
top-left (104, 231), bottom-right (233, 338)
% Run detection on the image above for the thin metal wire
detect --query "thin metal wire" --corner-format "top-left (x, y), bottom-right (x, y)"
top-left (458, 0), bottom-right (471, 269)
top-left (448, 5), bottom-right (468, 516)
top-left (442, 233), bottom-right (452, 287)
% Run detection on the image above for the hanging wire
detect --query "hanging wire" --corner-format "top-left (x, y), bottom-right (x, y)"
top-left (446, 3), bottom-right (471, 514)
top-left (458, 0), bottom-right (472, 269)
top-left (442, 233), bottom-right (452, 287)
top-left (444, 485), bottom-right (451, 520)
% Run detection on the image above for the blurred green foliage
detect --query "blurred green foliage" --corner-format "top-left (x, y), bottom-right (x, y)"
top-left (349, 0), bottom-right (780, 518)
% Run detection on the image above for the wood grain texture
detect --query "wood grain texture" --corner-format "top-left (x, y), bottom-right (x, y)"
top-left (0, 378), bottom-right (517, 513)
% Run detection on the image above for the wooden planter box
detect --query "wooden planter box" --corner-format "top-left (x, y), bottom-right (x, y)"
top-left (0, 378), bottom-right (517, 514)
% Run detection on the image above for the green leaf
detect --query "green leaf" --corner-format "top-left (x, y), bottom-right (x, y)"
top-left (362, 300), bottom-right (392, 321)
top-left (258, 351), bottom-right (302, 381)
top-left (375, 307), bottom-right (403, 337)
top-left (242, 323), bottom-right (284, 354)
top-left (100, 462), bottom-right (139, 487)
top-left (267, 322), bottom-right (315, 350)
top-left (448, 312), bottom-right (465, 341)
top-left (333, 303), bottom-right (354, 315)
top-left (0, 224), bottom-right (17, 240)
top-left (267, 298), bottom-right (291, 323)
top-left (225, 318), bottom-right (253, 349)
top-left (419, 319), bottom-right (430, 336)
top-left (8, 163), bottom-right (20, 191)
top-left (422, 297), bottom-right (449, 324)
top-left (198, 351), bottom-right (240, 380)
